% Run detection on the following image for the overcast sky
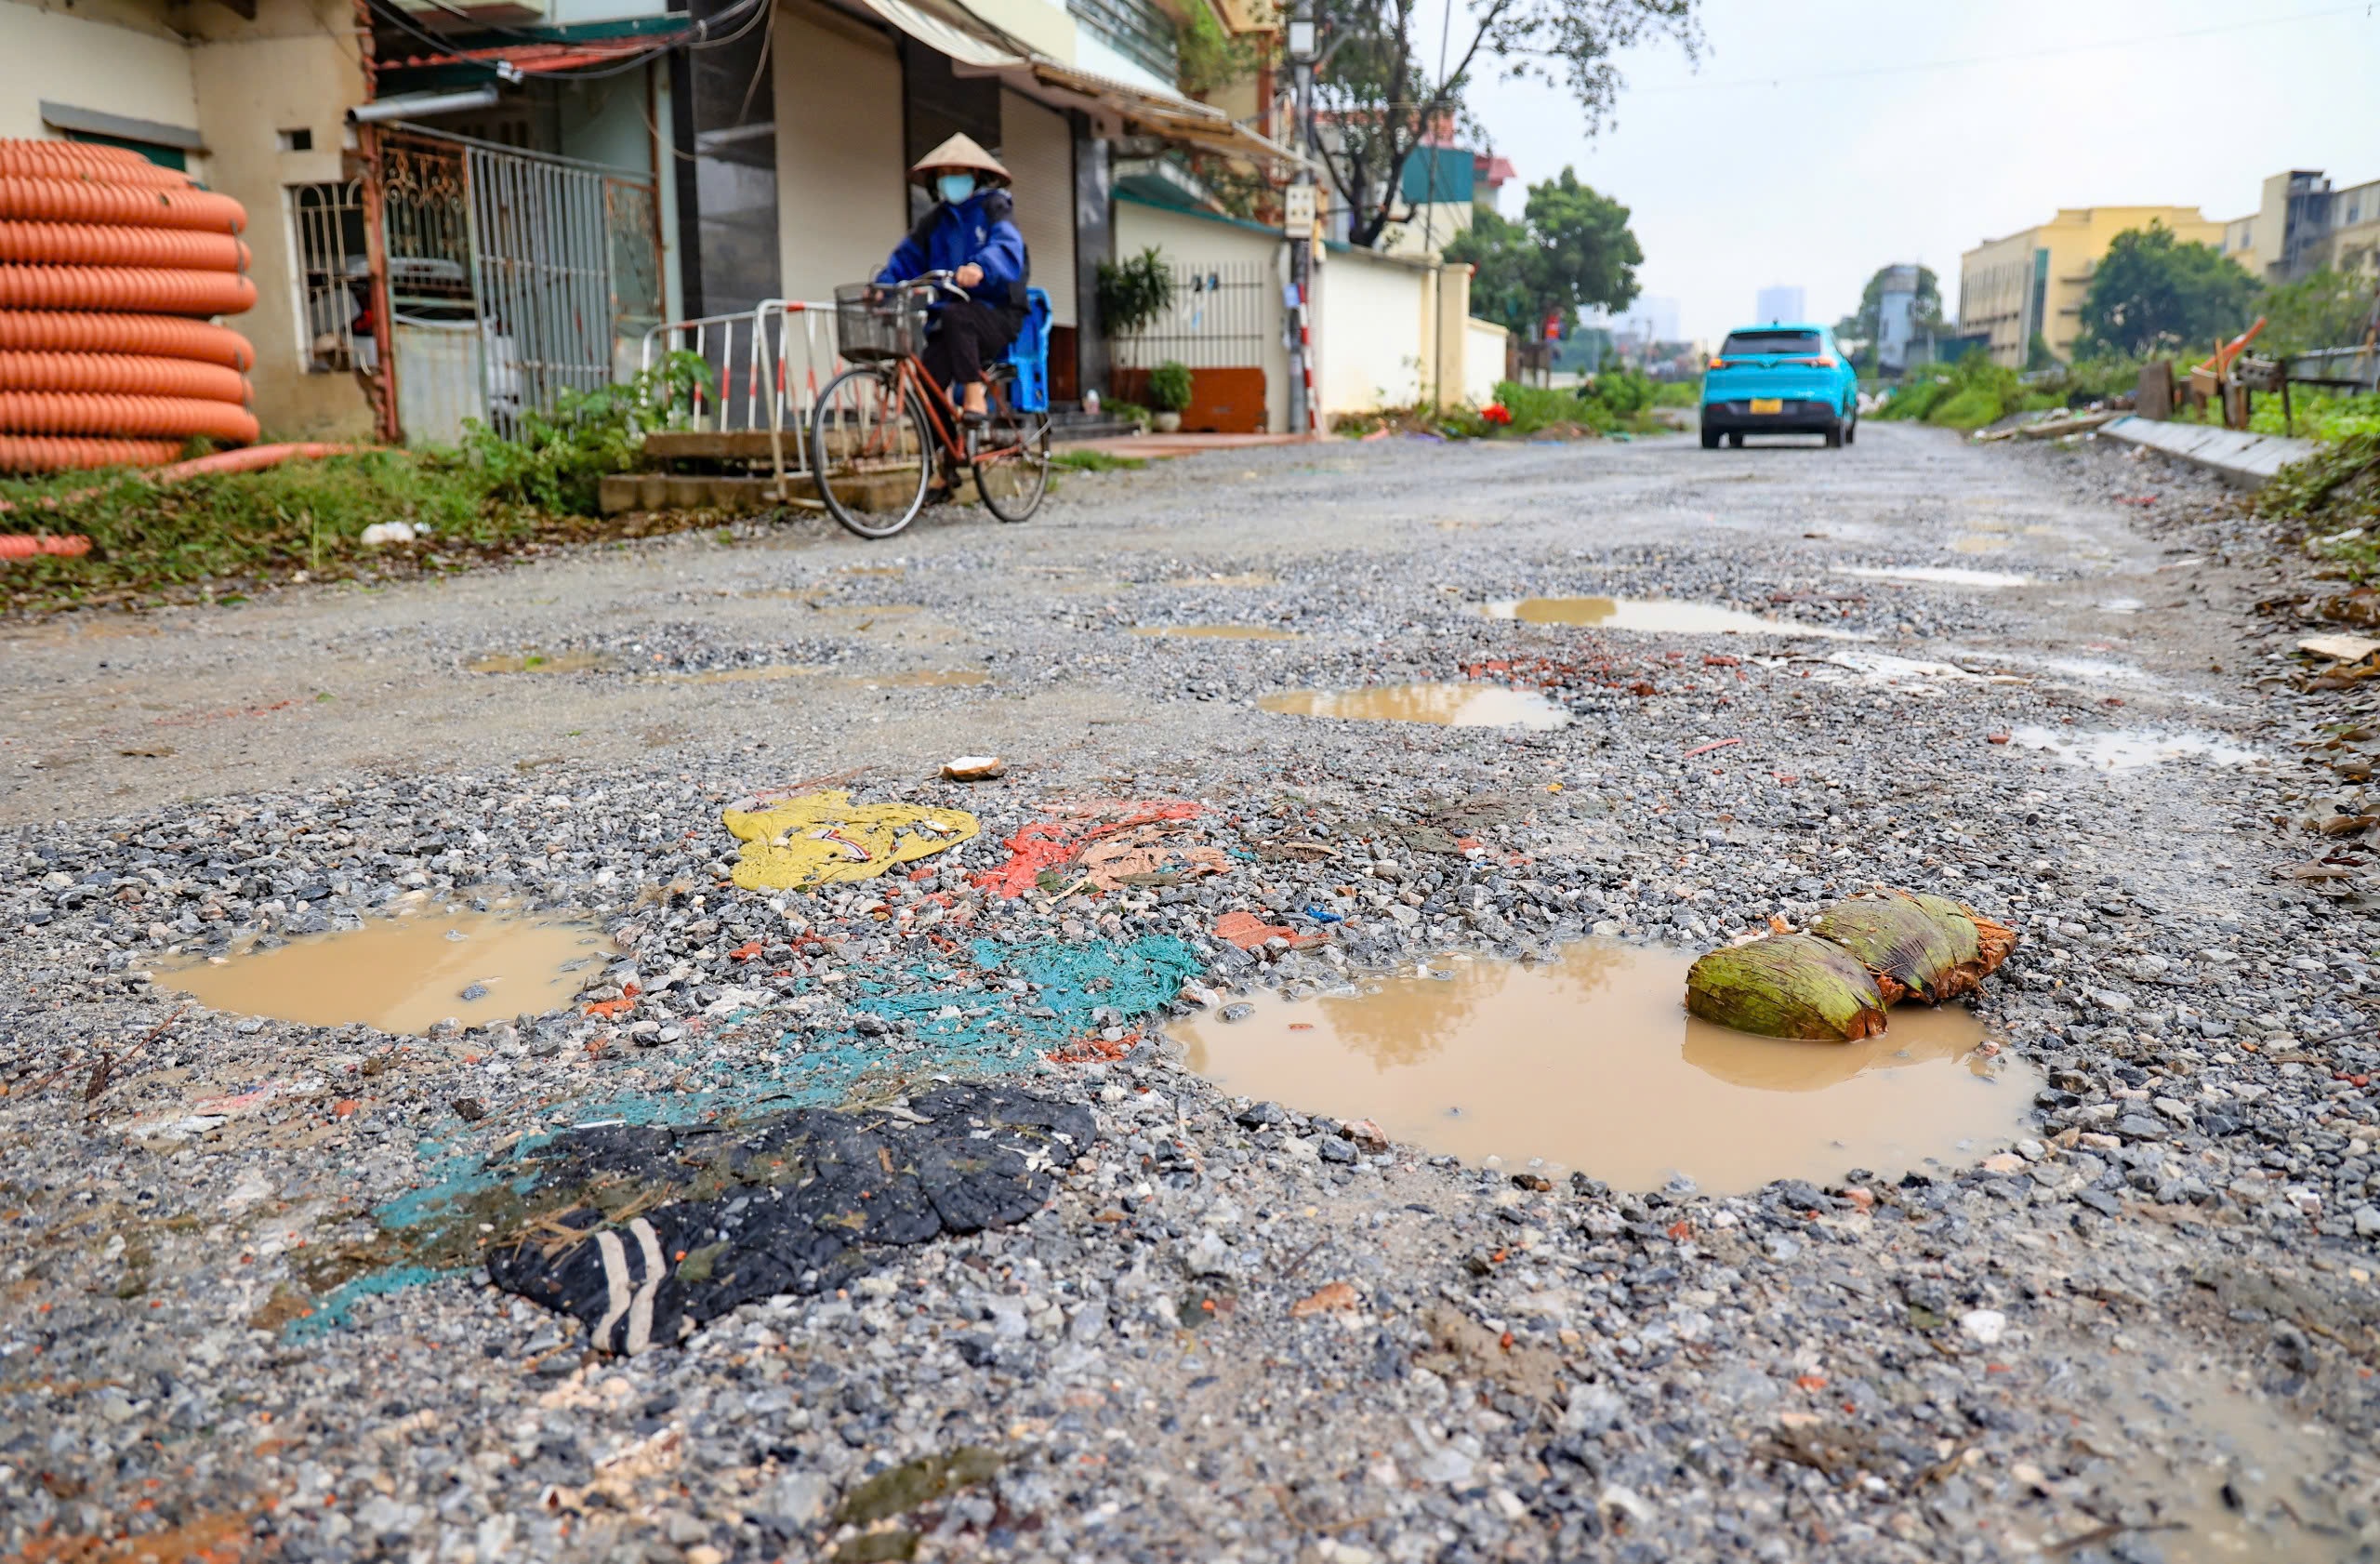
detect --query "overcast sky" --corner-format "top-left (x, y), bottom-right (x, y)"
top-left (1449, 0), bottom-right (2380, 345)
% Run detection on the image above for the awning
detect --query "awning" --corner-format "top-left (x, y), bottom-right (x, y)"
top-left (849, 0), bottom-right (1309, 172)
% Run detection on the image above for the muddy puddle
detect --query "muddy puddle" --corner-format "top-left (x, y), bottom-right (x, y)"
top-left (1173, 943), bottom-right (2033, 1193)
top-left (165, 909), bottom-right (605, 1034)
top-left (656, 664), bottom-right (828, 684)
top-left (466, 651), bottom-right (615, 675)
top-left (2018, 1367), bottom-right (2353, 1561)
top-left (1259, 683), bottom-right (1568, 730)
top-left (2010, 725), bottom-right (2258, 771)
top-left (1831, 565), bottom-right (2033, 589)
top-left (1130, 625), bottom-right (1303, 641)
top-left (1480, 597), bottom-right (1863, 639)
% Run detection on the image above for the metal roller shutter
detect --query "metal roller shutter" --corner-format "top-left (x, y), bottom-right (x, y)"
top-left (998, 88), bottom-right (1075, 326)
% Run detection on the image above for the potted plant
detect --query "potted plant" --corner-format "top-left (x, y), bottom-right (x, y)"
top-left (1106, 399), bottom-right (1152, 434)
top-left (1147, 360), bottom-right (1193, 433)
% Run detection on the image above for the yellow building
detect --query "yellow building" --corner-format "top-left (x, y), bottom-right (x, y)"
top-left (1958, 205), bottom-right (2227, 367)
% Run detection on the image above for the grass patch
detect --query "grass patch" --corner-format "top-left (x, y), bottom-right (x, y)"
top-left (1, 354), bottom-right (728, 616)
top-left (1332, 369), bottom-right (1680, 441)
top-left (1051, 449), bottom-right (1149, 473)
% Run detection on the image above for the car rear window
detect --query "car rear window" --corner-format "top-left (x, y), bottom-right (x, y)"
top-left (1721, 331), bottom-right (1823, 357)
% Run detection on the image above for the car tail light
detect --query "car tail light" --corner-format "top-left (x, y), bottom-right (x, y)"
top-left (1707, 357), bottom-right (1728, 370)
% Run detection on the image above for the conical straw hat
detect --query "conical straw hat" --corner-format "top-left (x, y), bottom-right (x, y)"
top-left (909, 132), bottom-right (1011, 186)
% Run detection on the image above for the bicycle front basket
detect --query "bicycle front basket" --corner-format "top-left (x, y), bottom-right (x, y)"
top-left (834, 284), bottom-right (926, 362)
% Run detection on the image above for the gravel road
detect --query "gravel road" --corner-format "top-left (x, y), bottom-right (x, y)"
top-left (7, 421), bottom-right (2378, 1563)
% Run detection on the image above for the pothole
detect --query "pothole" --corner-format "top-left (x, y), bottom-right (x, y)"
top-left (2008, 725), bottom-right (2259, 771)
top-left (1172, 943), bottom-right (2035, 1194)
top-left (1831, 565), bottom-right (2034, 589)
top-left (465, 651), bottom-right (616, 675)
top-left (1479, 597), bottom-right (1865, 639)
top-left (2016, 1366), bottom-right (2354, 1561)
top-left (164, 909), bottom-right (607, 1034)
top-left (1259, 684), bottom-right (1569, 730)
top-left (657, 664), bottom-right (830, 684)
top-left (1131, 625), bottom-right (1303, 641)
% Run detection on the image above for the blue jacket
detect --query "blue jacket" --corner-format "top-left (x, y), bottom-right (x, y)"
top-left (877, 189), bottom-right (1028, 310)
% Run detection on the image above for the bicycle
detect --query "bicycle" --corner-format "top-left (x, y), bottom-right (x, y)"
top-left (811, 271), bottom-right (1053, 539)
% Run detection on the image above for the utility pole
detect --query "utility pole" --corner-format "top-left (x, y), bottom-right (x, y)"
top-left (1285, 0), bottom-right (1316, 436)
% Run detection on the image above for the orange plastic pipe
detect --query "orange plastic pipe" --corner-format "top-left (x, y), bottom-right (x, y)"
top-left (0, 434), bottom-right (181, 471)
top-left (0, 222), bottom-right (251, 272)
top-left (0, 391), bottom-right (258, 443)
top-left (0, 144), bottom-right (195, 190)
top-left (0, 178), bottom-right (245, 233)
top-left (0, 439), bottom-right (364, 495)
top-left (0, 266), bottom-right (258, 317)
top-left (0, 311), bottom-right (254, 368)
top-left (0, 351), bottom-right (250, 403)
top-left (0, 533), bottom-right (91, 557)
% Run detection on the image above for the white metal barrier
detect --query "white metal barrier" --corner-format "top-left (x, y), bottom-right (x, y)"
top-left (639, 299), bottom-right (840, 491)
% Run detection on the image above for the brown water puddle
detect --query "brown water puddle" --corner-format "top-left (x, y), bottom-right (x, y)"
top-left (1480, 597), bottom-right (1864, 640)
top-left (2017, 1368), bottom-right (2352, 1561)
top-left (466, 652), bottom-right (615, 675)
top-left (165, 909), bottom-right (605, 1034)
top-left (1172, 943), bottom-right (2034, 1193)
top-left (1131, 625), bottom-right (1303, 641)
top-left (1260, 683), bottom-right (1568, 730)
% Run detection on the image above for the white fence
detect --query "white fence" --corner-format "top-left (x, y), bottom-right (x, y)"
top-left (639, 299), bottom-right (839, 488)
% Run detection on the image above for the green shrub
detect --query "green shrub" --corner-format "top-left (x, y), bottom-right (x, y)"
top-left (1147, 361), bottom-right (1194, 414)
top-left (1096, 248), bottom-right (1174, 336)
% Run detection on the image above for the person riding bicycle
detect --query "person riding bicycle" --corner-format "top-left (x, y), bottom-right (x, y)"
top-left (876, 133), bottom-right (1027, 428)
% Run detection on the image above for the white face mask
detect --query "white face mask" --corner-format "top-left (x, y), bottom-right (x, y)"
top-left (936, 172), bottom-right (977, 205)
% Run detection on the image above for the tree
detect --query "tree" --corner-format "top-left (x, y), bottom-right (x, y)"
top-left (2260, 267), bottom-right (2377, 356)
top-left (2074, 222), bottom-right (2259, 358)
top-left (1444, 169), bottom-right (1641, 336)
top-left (1312, 0), bottom-right (1699, 250)
top-left (1833, 265), bottom-right (1942, 347)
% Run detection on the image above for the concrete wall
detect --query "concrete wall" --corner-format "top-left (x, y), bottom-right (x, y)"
top-left (774, 3), bottom-right (906, 308)
top-left (1315, 244), bottom-right (1433, 416)
top-left (0, 0), bottom-right (198, 145)
top-left (1462, 318), bottom-right (1506, 405)
top-left (1110, 196), bottom-right (1289, 431)
top-left (190, 0), bottom-right (371, 438)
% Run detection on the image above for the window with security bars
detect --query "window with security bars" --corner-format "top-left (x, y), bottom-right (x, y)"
top-left (289, 181), bottom-right (369, 373)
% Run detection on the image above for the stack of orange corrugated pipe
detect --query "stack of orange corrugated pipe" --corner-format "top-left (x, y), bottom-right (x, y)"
top-left (0, 139), bottom-right (261, 473)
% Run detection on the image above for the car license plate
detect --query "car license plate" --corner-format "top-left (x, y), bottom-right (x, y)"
top-left (1750, 398), bottom-right (1783, 414)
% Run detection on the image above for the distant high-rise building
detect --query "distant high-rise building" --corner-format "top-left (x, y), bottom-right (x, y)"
top-left (1756, 285), bottom-right (1805, 324)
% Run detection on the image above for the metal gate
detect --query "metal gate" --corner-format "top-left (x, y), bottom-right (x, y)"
top-left (367, 124), bottom-right (662, 444)
top-left (1109, 260), bottom-right (1272, 432)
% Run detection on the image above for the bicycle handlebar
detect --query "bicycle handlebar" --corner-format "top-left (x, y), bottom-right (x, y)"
top-left (896, 269), bottom-right (972, 301)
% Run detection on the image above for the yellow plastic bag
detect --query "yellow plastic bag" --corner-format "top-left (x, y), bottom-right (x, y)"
top-left (721, 789), bottom-right (980, 892)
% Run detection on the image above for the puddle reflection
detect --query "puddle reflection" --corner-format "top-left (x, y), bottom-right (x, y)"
top-left (165, 909), bottom-right (606, 1034)
top-left (1175, 942), bottom-right (2033, 1192)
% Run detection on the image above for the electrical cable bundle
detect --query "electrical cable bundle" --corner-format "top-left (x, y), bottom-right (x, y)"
top-left (0, 139), bottom-right (258, 472)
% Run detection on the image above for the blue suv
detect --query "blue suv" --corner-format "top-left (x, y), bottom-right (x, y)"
top-left (1700, 324), bottom-right (1858, 449)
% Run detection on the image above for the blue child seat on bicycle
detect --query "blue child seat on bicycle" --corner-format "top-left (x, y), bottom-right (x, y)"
top-left (1001, 287), bottom-right (1052, 413)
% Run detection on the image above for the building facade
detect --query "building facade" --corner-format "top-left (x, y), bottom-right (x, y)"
top-left (1957, 205), bottom-right (2226, 367)
top-left (2220, 168), bottom-right (2380, 283)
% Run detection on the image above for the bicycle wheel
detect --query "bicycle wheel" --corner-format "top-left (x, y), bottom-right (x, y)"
top-left (973, 395), bottom-right (1051, 524)
top-left (810, 364), bottom-right (932, 539)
